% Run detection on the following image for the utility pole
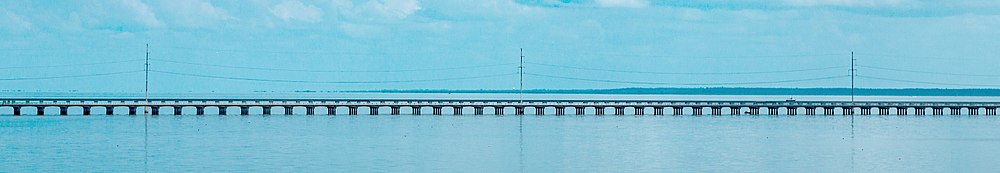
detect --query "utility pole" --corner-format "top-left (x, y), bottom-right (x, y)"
top-left (850, 51), bottom-right (856, 103)
top-left (519, 48), bottom-right (524, 104)
top-left (145, 44), bottom-right (150, 114)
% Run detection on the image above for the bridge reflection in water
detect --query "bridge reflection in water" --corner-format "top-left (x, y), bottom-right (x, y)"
top-left (1, 98), bottom-right (998, 116)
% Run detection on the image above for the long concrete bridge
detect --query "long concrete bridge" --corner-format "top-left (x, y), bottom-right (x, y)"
top-left (0, 98), bottom-right (998, 116)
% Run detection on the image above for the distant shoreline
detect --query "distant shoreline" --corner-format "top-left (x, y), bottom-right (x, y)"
top-left (351, 88), bottom-right (1000, 96)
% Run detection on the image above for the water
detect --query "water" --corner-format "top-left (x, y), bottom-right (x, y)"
top-left (3, 114), bottom-right (1000, 172)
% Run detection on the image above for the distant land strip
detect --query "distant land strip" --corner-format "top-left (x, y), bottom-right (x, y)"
top-left (343, 88), bottom-right (1000, 96)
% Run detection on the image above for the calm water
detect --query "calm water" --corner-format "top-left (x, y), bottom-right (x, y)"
top-left (3, 114), bottom-right (1000, 172)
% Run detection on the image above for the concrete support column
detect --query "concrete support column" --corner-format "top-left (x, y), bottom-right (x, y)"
top-left (634, 107), bottom-right (644, 115)
top-left (859, 108), bottom-right (869, 115)
top-left (749, 107), bottom-right (759, 115)
top-left (433, 107), bottom-right (442, 115)
top-left (59, 106), bottom-right (68, 115)
top-left (329, 106), bottom-right (338, 115)
top-left (731, 107), bottom-right (741, 115)
top-left (824, 108), bottom-right (834, 115)
top-left (370, 107), bottom-right (379, 115)
top-left (284, 106), bottom-right (294, 115)
top-left (515, 107), bottom-right (524, 115)
top-left (673, 107), bottom-right (683, 115)
top-left (195, 106), bottom-right (204, 115)
top-left (693, 107), bottom-right (703, 115)
top-left (306, 106), bottom-right (315, 115)
top-left (805, 108), bottom-right (815, 115)
top-left (392, 107), bottom-right (401, 115)
top-left (768, 107), bottom-right (778, 115)
top-left (915, 108), bottom-right (926, 115)
top-left (129, 106), bottom-right (138, 115)
top-left (711, 107), bottom-right (721, 115)
top-left (218, 106), bottom-right (227, 115)
top-left (13, 106), bottom-right (20, 116)
top-left (349, 107), bottom-right (358, 115)
top-left (897, 108), bottom-right (908, 115)
top-left (879, 108), bottom-right (889, 115)
top-left (453, 107), bottom-right (462, 115)
top-left (555, 107), bottom-right (564, 115)
top-left (83, 107), bottom-right (91, 116)
top-left (241, 106), bottom-right (249, 115)
top-left (970, 108), bottom-right (979, 115)
top-left (614, 107), bottom-right (624, 115)
top-left (535, 107), bottom-right (544, 115)
top-left (654, 107), bottom-right (664, 115)
top-left (494, 107), bottom-right (503, 115)
top-left (932, 108), bottom-right (943, 115)
top-left (987, 108), bottom-right (997, 115)
top-left (412, 106), bottom-right (422, 115)
top-left (263, 106), bottom-right (271, 115)
top-left (151, 106), bottom-right (159, 115)
top-left (106, 106), bottom-right (114, 115)
top-left (36, 106), bottom-right (44, 115)
top-left (950, 108), bottom-right (961, 115)
top-left (595, 107), bottom-right (605, 115)
top-left (174, 106), bottom-right (182, 115)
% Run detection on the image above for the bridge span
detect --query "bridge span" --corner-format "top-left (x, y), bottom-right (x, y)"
top-left (1, 98), bottom-right (998, 116)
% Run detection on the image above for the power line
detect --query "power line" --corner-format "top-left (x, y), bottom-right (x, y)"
top-left (0, 59), bottom-right (144, 70)
top-left (858, 75), bottom-right (1000, 87)
top-left (151, 70), bottom-right (517, 84)
top-left (526, 62), bottom-right (847, 75)
top-left (858, 65), bottom-right (1000, 77)
top-left (0, 70), bottom-right (143, 81)
top-left (525, 73), bottom-right (848, 86)
top-left (151, 59), bottom-right (516, 73)
top-left (533, 50), bottom-right (846, 59)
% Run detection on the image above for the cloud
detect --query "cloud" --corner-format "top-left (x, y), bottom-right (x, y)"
top-left (331, 0), bottom-right (422, 20)
top-left (157, 0), bottom-right (231, 27)
top-left (119, 0), bottom-right (163, 27)
top-left (270, 0), bottom-right (323, 23)
top-left (595, 0), bottom-right (649, 8)
top-left (0, 9), bottom-right (34, 32)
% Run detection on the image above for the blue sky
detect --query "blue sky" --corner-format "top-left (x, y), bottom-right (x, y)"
top-left (1, 0), bottom-right (999, 93)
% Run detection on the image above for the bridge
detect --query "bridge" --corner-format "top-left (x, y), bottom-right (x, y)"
top-left (1, 98), bottom-right (997, 116)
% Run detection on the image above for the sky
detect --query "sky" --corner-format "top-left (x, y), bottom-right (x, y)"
top-left (1, 0), bottom-right (999, 93)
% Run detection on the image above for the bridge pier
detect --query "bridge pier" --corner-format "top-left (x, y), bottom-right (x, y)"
top-left (433, 107), bottom-right (442, 115)
top-left (692, 107), bottom-right (702, 115)
top-left (805, 108), bottom-right (815, 115)
top-left (711, 107), bottom-right (721, 115)
top-left (842, 107), bottom-right (854, 115)
top-left (673, 107), bottom-right (683, 115)
top-left (412, 106), bottom-right (422, 115)
top-left (370, 106), bottom-right (380, 115)
top-left (285, 106), bottom-right (294, 115)
top-left (392, 107), bottom-right (401, 115)
top-left (195, 106), bottom-right (204, 115)
top-left (306, 106), bottom-right (315, 115)
top-left (987, 108), bottom-right (997, 115)
top-left (515, 107), bottom-right (524, 115)
top-left (634, 107), bottom-right (644, 115)
top-left (129, 106), bottom-right (138, 115)
top-left (349, 107), bottom-right (358, 115)
top-left (950, 108), bottom-right (961, 115)
top-left (241, 106), bottom-right (249, 115)
top-left (59, 106), bottom-right (68, 115)
top-left (106, 106), bottom-right (114, 115)
top-left (824, 108), bottom-right (834, 115)
top-left (595, 107), bottom-right (605, 115)
top-left (731, 107), bottom-right (740, 115)
top-left (262, 106), bottom-right (271, 115)
top-left (859, 108), bottom-right (869, 115)
top-left (535, 107), bottom-right (544, 115)
top-left (555, 107), bottom-right (564, 115)
top-left (36, 106), bottom-right (44, 115)
top-left (654, 107), bottom-right (664, 115)
top-left (932, 108), bottom-right (943, 115)
top-left (329, 106), bottom-right (338, 115)
top-left (768, 107), bottom-right (778, 115)
top-left (453, 107), bottom-right (462, 115)
top-left (970, 108), bottom-right (979, 115)
top-left (786, 107), bottom-right (796, 115)
top-left (150, 106), bottom-right (159, 115)
top-left (915, 108), bottom-right (925, 115)
top-left (748, 107), bottom-right (759, 115)
top-left (12, 106), bottom-right (20, 116)
top-left (897, 107), bottom-right (907, 115)
top-left (879, 108), bottom-right (889, 115)
top-left (83, 106), bottom-right (91, 115)
top-left (494, 107), bottom-right (503, 115)
top-left (614, 107), bottom-right (624, 115)
top-left (219, 106), bottom-right (227, 115)
top-left (174, 106), bottom-right (184, 115)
